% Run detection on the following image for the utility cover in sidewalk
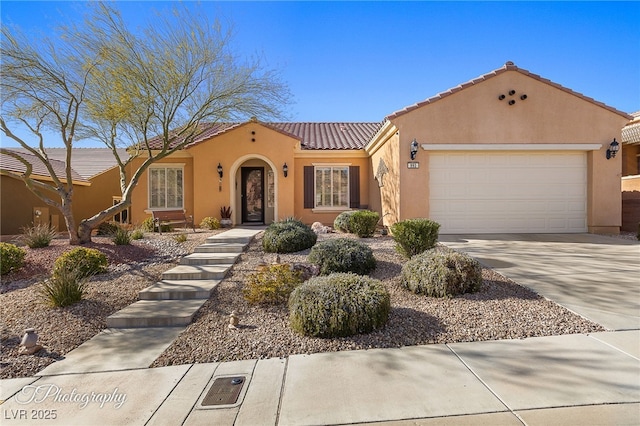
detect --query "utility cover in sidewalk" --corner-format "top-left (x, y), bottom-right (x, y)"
top-left (201, 376), bottom-right (245, 406)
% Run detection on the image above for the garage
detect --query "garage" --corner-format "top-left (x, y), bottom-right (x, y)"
top-left (428, 151), bottom-right (588, 233)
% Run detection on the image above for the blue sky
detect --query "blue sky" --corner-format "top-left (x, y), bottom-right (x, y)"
top-left (1, 1), bottom-right (639, 147)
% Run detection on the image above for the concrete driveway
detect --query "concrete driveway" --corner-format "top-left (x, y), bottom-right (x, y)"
top-left (439, 234), bottom-right (640, 331)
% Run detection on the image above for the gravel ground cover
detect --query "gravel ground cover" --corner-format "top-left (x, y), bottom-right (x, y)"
top-left (151, 232), bottom-right (606, 367)
top-left (0, 230), bottom-right (221, 379)
top-left (3, 229), bottom-right (629, 379)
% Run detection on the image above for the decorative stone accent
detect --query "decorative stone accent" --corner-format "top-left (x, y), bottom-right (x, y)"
top-left (19, 328), bottom-right (43, 355)
top-left (228, 310), bottom-right (241, 329)
top-left (311, 222), bottom-right (332, 234)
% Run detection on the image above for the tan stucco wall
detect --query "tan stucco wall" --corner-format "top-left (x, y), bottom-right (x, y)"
top-left (130, 123), bottom-right (298, 227)
top-left (388, 69), bottom-right (629, 233)
top-left (622, 144), bottom-right (639, 176)
top-left (0, 176), bottom-right (65, 235)
top-left (129, 155), bottom-right (195, 226)
top-left (1, 172), bottom-right (121, 236)
top-left (367, 130), bottom-right (400, 226)
top-left (293, 155), bottom-right (370, 225)
top-left (74, 167), bottom-right (123, 225)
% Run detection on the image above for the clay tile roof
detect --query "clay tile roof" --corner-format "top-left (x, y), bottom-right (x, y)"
top-left (622, 111), bottom-right (640, 145)
top-left (269, 122), bottom-right (383, 150)
top-left (386, 61), bottom-right (633, 120)
top-left (0, 149), bottom-right (88, 183)
top-left (7, 148), bottom-right (129, 179)
top-left (145, 122), bottom-right (243, 150)
top-left (145, 121), bottom-right (382, 151)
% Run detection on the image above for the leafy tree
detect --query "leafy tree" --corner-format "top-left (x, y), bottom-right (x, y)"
top-left (1, 2), bottom-right (289, 244)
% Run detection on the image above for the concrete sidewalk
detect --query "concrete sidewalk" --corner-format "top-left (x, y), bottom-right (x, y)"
top-left (1, 331), bottom-right (638, 425)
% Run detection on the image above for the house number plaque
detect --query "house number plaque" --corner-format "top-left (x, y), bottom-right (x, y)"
top-left (407, 162), bottom-right (419, 169)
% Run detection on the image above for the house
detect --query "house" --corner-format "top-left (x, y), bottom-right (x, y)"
top-left (0, 148), bottom-right (128, 236)
top-left (128, 62), bottom-right (631, 234)
top-left (621, 111), bottom-right (640, 231)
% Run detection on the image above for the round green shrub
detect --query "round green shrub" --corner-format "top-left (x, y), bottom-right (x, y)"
top-left (400, 248), bottom-right (482, 297)
top-left (262, 219), bottom-right (317, 253)
top-left (130, 229), bottom-right (144, 240)
top-left (333, 210), bottom-right (357, 233)
top-left (308, 238), bottom-right (376, 275)
top-left (289, 273), bottom-right (390, 337)
top-left (243, 263), bottom-right (303, 305)
top-left (53, 247), bottom-right (108, 279)
top-left (390, 218), bottom-right (441, 258)
top-left (350, 210), bottom-right (380, 238)
top-left (200, 216), bottom-right (221, 230)
top-left (0, 242), bottom-right (26, 275)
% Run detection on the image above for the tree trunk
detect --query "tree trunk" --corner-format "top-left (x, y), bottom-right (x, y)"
top-left (59, 196), bottom-right (80, 245)
top-left (77, 221), bottom-right (93, 244)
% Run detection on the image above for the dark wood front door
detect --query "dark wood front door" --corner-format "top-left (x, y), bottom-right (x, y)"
top-left (241, 167), bottom-right (264, 223)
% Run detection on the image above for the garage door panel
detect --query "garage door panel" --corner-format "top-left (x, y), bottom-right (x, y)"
top-left (429, 152), bottom-right (587, 233)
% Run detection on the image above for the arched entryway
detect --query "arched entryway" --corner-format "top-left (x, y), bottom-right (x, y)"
top-left (230, 155), bottom-right (278, 225)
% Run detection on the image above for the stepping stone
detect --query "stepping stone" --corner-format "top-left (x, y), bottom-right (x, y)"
top-left (139, 280), bottom-right (221, 300)
top-left (180, 252), bottom-right (240, 266)
top-left (161, 264), bottom-right (233, 280)
top-left (106, 299), bottom-right (207, 328)
top-left (194, 243), bottom-right (246, 253)
top-left (206, 235), bottom-right (253, 245)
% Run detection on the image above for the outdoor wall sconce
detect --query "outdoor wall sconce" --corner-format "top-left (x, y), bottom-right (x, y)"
top-left (217, 163), bottom-right (223, 179)
top-left (606, 138), bottom-right (620, 159)
top-left (283, 163), bottom-right (289, 178)
top-left (410, 139), bottom-right (419, 160)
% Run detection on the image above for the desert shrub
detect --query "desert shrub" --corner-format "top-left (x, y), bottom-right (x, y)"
top-left (174, 233), bottom-right (187, 243)
top-left (289, 273), bottom-right (390, 338)
top-left (130, 229), bottom-right (144, 240)
top-left (200, 216), bottom-right (221, 230)
top-left (0, 242), bottom-right (26, 275)
top-left (39, 268), bottom-right (88, 307)
top-left (17, 224), bottom-right (58, 248)
top-left (53, 247), bottom-right (107, 280)
top-left (141, 217), bottom-right (155, 232)
top-left (400, 248), bottom-right (482, 297)
top-left (349, 210), bottom-right (380, 238)
top-left (111, 227), bottom-right (131, 245)
top-left (96, 221), bottom-right (121, 236)
top-left (390, 219), bottom-right (441, 258)
top-left (262, 219), bottom-right (317, 253)
top-left (308, 238), bottom-right (376, 275)
top-left (243, 264), bottom-right (303, 305)
top-left (333, 210), bottom-right (357, 233)
top-left (141, 217), bottom-right (171, 233)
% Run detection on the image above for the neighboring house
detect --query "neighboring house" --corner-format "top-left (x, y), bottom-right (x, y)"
top-left (128, 62), bottom-right (631, 234)
top-left (0, 148), bottom-right (128, 236)
top-left (621, 111), bottom-right (640, 232)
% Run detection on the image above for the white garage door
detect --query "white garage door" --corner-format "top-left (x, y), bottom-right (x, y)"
top-left (429, 152), bottom-right (587, 233)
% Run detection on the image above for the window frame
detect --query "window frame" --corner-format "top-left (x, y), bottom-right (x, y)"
top-left (312, 164), bottom-right (351, 211)
top-left (148, 164), bottom-right (185, 210)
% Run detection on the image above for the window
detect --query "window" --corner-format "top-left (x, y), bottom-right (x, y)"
top-left (315, 166), bottom-right (349, 208)
top-left (149, 166), bottom-right (183, 209)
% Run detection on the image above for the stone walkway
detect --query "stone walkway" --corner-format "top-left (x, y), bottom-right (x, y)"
top-left (36, 227), bottom-right (263, 376)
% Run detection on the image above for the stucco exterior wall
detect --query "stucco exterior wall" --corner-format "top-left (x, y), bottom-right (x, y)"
top-left (129, 155), bottom-right (195, 226)
top-left (622, 144), bottom-right (639, 176)
top-left (0, 176), bottom-right (65, 235)
top-left (74, 167), bottom-right (123, 225)
top-left (367, 130), bottom-right (400, 226)
top-left (293, 155), bottom-right (370, 225)
top-left (389, 69), bottom-right (629, 233)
